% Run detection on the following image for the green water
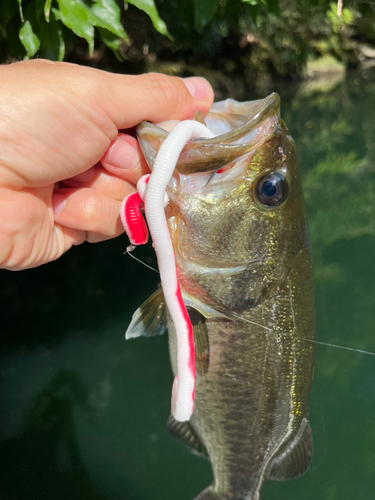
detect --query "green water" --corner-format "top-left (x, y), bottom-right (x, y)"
top-left (1, 69), bottom-right (375, 500)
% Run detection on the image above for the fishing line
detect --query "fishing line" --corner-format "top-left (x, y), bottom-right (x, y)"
top-left (313, 241), bottom-right (375, 356)
top-left (123, 246), bottom-right (375, 356)
top-left (231, 313), bottom-right (273, 332)
top-left (214, 313), bottom-right (375, 356)
top-left (124, 245), bottom-right (160, 274)
top-left (297, 337), bottom-right (375, 357)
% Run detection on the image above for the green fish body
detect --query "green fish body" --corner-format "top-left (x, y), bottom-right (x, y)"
top-left (128, 94), bottom-right (315, 500)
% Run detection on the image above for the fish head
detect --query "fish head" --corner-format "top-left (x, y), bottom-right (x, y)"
top-left (137, 94), bottom-right (309, 318)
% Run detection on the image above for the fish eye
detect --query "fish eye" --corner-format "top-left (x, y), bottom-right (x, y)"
top-left (255, 172), bottom-right (288, 207)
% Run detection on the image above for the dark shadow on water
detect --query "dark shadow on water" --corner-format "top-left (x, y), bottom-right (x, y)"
top-left (0, 369), bottom-right (140, 500)
top-left (0, 238), bottom-right (159, 353)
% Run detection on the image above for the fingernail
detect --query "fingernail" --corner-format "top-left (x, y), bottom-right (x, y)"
top-left (183, 77), bottom-right (212, 101)
top-left (105, 137), bottom-right (139, 171)
top-left (52, 193), bottom-right (66, 214)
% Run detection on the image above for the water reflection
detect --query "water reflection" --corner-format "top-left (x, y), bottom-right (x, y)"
top-left (1, 69), bottom-right (375, 499)
top-left (285, 71), bottom-right (375, 251)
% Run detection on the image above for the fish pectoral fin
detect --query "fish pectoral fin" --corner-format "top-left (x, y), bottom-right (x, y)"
top-left (167, 414), bottom-right (208, 459)
top-left (125, 287), bottom-right (167, 339)
top-left (187, 307), bottom-right (210, 374)
top-left (268, 418), bottom-right (313, 481)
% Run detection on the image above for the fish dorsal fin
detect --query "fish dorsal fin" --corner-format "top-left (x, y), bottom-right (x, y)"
top-left (268, 418), bottom-right (313, 481)
top-left (167, 414), bottom-right (208, 458)
top-left (193, 110), bottom-right (207, 126)
top-left (125, 288), bottom-right (167, 339)
top-left (187, 307), bottom-right (210, 374)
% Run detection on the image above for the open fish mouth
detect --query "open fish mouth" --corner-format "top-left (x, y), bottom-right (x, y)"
top-left (137, 93), bottom-right (281, 175)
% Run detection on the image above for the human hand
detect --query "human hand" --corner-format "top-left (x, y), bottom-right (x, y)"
top-left (0, 60), bottom-right (214, 270)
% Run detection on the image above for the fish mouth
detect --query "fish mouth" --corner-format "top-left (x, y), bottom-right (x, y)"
top-left (137, 93), bottom-right (281, 175)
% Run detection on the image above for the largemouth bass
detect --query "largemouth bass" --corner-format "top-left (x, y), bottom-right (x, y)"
top-left (126, 93), bottom-right (315, 500)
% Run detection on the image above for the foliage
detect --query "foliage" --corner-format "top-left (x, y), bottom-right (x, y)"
top-left (0, 0), bottom-right (375, 83)
top-left (0, 0), bottom-right (169, 61)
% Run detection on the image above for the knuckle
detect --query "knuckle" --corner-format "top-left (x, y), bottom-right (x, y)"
top-left (145, 73), bottom-right (188, 115)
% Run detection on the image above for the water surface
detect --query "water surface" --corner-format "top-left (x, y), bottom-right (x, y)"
top-left (1, 69), bottom-right (375, 500)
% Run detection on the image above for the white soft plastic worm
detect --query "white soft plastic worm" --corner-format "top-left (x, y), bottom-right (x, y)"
top-left (144, 121), bottom-right (214, 422)
top-left (120, 120), bottom-right (214, 422)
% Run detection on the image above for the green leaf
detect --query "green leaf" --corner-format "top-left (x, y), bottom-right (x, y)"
top-left (19, 20), bottom-right (40, 58)
top-left (91, 0), bottom-right (128, 41)
top-left (17, 0), bottom-right (24, 23)
top-left (193, 0), bottom-right (219, 31)
top-left (54, 0), bottom-right (128, 56)
top-left (57, 28), bottom-right (65, 60)
top-left (54, 0), bottom-right (95, 55)
top-left (19, 20), bottom-right (40, 56)
top-left (39, 11), bottom-right (65, 60)
top-left (44, 0), bottom-right (52, 22)
top-left (98, 27), bottom-right (124, 60)
top-left (126, 0), bottom-right (170, 37)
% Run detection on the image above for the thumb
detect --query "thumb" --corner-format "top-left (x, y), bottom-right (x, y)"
top-left (89, 72), bottom-right (215, 129)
